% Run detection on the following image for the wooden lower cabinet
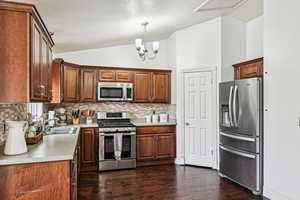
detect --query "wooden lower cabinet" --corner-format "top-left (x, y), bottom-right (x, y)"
top-left (80, 128), bottom-right (98, 172)
top-left (137, 125), bottom-right (176, 167)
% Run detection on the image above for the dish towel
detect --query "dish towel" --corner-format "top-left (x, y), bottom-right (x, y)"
top-left (114, 134), bottom-right (123, 160)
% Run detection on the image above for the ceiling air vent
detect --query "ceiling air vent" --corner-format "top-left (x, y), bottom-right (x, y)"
top-left (194, 0), bottom-right (248, 12)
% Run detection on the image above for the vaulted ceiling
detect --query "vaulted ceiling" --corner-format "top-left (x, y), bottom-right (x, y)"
top-left (8, 0), bottom-right (263, 53)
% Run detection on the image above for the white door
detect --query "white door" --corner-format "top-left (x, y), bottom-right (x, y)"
top-left (184, 71), bottom-right (213, 167)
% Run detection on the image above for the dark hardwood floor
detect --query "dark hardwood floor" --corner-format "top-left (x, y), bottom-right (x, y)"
top-left (78, 165), bottom-right (265, 200)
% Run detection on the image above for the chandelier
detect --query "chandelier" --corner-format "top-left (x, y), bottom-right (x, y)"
top-left (135, 22), bottom-right (159, 61)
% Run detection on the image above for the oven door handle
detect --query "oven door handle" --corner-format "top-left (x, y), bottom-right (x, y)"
top-left (99, 132), bottom-right (136, 136)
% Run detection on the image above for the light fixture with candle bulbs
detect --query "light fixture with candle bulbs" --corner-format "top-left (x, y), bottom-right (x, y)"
top-left (135, 22), bottom-right (159, 61)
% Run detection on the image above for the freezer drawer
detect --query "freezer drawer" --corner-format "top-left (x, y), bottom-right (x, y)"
top-left (219, 145), bottom-right (261, 193)
top-left (220, 132), bottom-right (259, 153)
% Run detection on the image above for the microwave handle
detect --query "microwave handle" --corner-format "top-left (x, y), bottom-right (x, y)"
top-left (123, 86), bottom-right (126, 100)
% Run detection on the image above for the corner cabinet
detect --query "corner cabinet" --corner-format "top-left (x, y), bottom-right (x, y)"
top-left (137, 125), bottom-right (176, 167)
top-left (0, 1), bottom-right (54, 102)
top-left (134, 71), bottom-right (171, 103)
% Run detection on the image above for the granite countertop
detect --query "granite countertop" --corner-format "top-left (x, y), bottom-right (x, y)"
top-left (0, 127), bottom-right (81, 166)
top-left (132, 119), bottom-right (177, 127)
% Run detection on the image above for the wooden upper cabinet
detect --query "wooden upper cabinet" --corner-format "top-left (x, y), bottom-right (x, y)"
top-left (233, 58), bottom-right (264, 80)
top-left (80, 69), bottom-right (97, 102)
top-left (152, 72), bottom-right (170, 103)
top-left (134, 72), bottom-right (152, 102)
top-left (99, 70), bottom-right (115, 82)
top-left (63, 63), bottom-right (80, 102)
top-left (0, 2), bottom-right (54, 102)
top-left (116, 70), bottom-right (133, 82)
top-left (31, 20), bottom-right (42, 101)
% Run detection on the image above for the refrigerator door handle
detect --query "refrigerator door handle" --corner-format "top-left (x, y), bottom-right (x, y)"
top-left (220, 145), bottom-right (256, 159)
top-left (220, 132), bottom-right (256, 142)
top-left (232, 85), bottom-right (238, 127)
top-left (228, 86), bottom-right (234, 127)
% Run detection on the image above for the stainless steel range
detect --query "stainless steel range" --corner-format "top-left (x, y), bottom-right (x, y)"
top-left (97, 112), bottom-right (136, 171)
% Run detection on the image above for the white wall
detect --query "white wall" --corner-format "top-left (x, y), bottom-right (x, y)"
top-left (173, 18), bottom-right (222, 167)
top-left (246, 16), bottom-right (263, 60)
top-left (221, 16), bottom-right (246, 81)
top-left (56, 40), bottom-right (170, 69)
top-left (264, 1), bottom-right (300, 200)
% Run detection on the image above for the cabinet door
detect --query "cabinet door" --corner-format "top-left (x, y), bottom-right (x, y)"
top-left (80, 128), bottom-right (97, 167)
top-left (31, 20), bottom-right (42, 100)
top-left (47, 47), bottom-right (53, 101)
top-left (63, 64), bottom-right (80, 102)
top-left (152, 72), bottom-right (170, 103)
top-left (40, 36), bottom-right (49, 100)
top-left (99, 70), bottom-right (115, 81)
top-left (156, 134), bottom-right (176, 159)
top-left (134, 72), bottom-right (151, 102)
top-left (80, 69), bottom-right (96, 102)
top-left (116, 70), bottom-right (132, 82)
top-left (137, 135), bottom-right (156, 160)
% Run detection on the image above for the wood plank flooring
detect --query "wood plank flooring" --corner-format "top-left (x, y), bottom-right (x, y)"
top-left (78, 165), bottom-right (265, 200)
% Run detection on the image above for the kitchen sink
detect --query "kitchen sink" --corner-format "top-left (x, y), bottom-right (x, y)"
top-left (47, 127), bottom-right (77, 135)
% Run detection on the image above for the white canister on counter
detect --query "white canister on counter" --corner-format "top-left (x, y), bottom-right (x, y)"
top-left (152, 114), bottom-right (159, 123)
top-left (159, 113), bottom-right (169, 123)
top-left (145, 115), bottom-right (152, 123)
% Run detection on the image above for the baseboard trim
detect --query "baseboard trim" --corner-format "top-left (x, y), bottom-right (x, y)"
top-left (175, 157), bottom-right (185, 165)
top-left (264, 187), bottom-right (294, 200)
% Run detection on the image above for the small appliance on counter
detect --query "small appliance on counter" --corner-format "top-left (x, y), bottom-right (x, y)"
top-left (4, 121), bottom-right (28, 155)
top-left (81, 110), bottom-right (95, 124)
top-left (97, 112), bottom-right (136, 171)
top-left (55, 108), bottom-right (67, 126)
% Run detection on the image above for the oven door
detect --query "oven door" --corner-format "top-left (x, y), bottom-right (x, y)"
top-left (98, 82), bottom-right (125, 101)
top-left (99, 132), bottom-right (136, 161)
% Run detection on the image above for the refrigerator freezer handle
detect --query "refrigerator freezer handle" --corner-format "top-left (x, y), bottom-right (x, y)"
top-left (233, 85), bottom-right (238, 127)
top-left (229, 86), bottom-right (234, 127)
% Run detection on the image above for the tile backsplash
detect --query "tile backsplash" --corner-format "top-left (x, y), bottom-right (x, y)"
top-left (48, 103), bottom-right (176, 121)
top-left (0, 104), bottom-right (27, 145)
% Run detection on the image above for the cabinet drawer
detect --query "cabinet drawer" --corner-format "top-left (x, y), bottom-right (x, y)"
top-left (137, 125), bottom-right (176, 135)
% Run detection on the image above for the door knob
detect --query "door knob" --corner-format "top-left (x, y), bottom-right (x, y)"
top-left (185, 122), bottom-right (190, 126)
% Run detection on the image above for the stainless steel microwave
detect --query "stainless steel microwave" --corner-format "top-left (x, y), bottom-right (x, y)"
top-left (97, 82), bottom-right (133, 101)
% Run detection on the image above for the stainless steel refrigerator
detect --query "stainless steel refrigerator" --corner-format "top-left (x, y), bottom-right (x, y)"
top-left (219, 77), bottom-right (263, 195)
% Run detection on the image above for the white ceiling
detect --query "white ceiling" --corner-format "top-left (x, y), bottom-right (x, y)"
top-left (8, 0), bottom-right (263, 53)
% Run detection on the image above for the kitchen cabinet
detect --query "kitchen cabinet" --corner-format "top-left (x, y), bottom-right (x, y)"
top-left (134, 72), bottom-right (152, 102)
top-left (99, 70), bottom-right (116, 82)
top-left (63, 63), bottom-right (81, 102)
top-left (137, 125), bottom-right (176, 167)
top-left (134, 71), bottom-right (171, 103)
top-left (80, 128), bottom-right (98, 172)
top-left (0, 1), bottom-right (54, 102)
top-left (233, 57), bottom-right (264, 80)
top-left (152, 72), bottom-right (170, 103)
top-left (80, 68), bottom-right (97, 102)
top-left (99, 69), bottom-right (133, 82)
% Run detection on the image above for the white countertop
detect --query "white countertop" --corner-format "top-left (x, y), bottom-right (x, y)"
top-left (132, 119), bottom-right (177, 127)
top-left (0, 127), bottom-right (81, 166)
top-left (0, 120), bottom-right (177, 166)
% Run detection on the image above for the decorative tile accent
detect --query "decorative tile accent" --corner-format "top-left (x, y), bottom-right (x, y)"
top-left (48, 103), bottom-right (176, 122)
top-left (0, 104), bottom-right (27, 145)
